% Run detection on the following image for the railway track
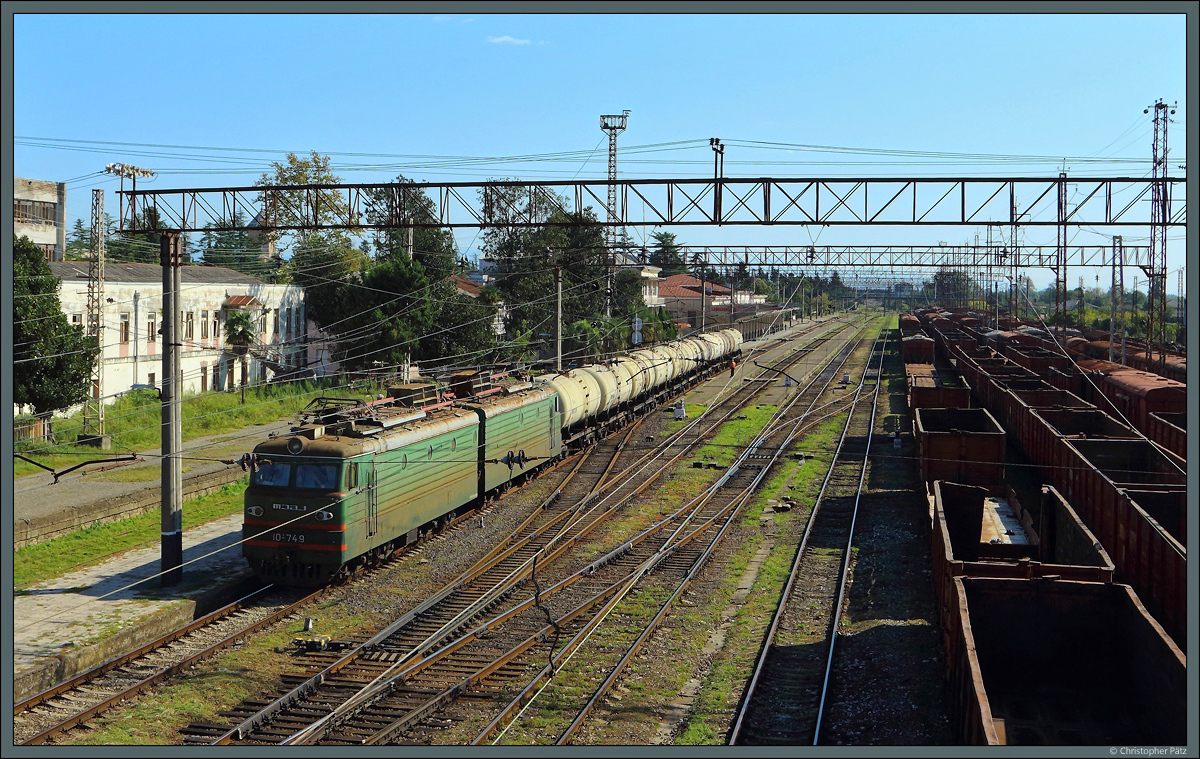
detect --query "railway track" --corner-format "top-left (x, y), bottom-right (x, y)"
top-left (512, 325), bottom-right (886, 746)
top-left (13, 585), bottom-right (307, 745)
top-left (16, 316), bottom-right (867, 746)
top-left (729, 328), bottom-right (887, 746)
top-left (174, 318), bottom-right (871, 746)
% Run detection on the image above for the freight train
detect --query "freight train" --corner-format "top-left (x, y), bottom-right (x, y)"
top-left (241, 329), bottom-right (744, 586)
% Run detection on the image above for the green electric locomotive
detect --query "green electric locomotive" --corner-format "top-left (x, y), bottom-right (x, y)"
top-left (243, 374), bottom-right (561, 586)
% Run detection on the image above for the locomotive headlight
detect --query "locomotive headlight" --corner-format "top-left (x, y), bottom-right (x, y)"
top-left (314, 510), bottom-right (334, 521)
top-left (247, 505), bottom-right (263, 516)
top-left (286, 437), bottom-right (304, 454)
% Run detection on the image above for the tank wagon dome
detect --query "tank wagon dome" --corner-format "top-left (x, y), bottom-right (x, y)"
top-left (647, 345), bottom-right (680, 387)
top-left (677, 337), bottom-right (706, 373)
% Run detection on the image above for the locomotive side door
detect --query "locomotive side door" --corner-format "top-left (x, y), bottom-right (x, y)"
top-left (366, 463), bottom-right (379, 538)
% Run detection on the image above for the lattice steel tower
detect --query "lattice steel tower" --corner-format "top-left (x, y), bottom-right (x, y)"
top-left (1110, 236), bottom-right (1124, 363)
top-left (1144, 99), bottom-right (1175, 369)
top-left (600, 110), bottom-right (630, 316)
top-left (83, 189), bottom-right (106, 437)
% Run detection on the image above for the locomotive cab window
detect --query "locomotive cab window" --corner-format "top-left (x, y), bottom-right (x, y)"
top-left (252, 462), bottom-right (292, 487)
top-left (295, 464), bottom-right (338, 491)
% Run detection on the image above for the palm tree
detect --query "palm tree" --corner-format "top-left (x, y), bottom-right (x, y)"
top-left (225, 310), bottom-right (257, 387)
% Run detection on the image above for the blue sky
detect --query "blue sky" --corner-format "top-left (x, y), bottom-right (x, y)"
top-left (11, 8), bottom-right (1190, 290)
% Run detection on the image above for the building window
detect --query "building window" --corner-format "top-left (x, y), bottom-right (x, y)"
top-left (213, 312), bottom-right (221, 339)
top-left (38, 243), bottom-right (56, 260)
top-left (147, 313), bottom-right (156, 343)
top-left (14, 199), bottom-right (56, 224)
top-left (119, 313), bottom-right (130, 343)
top-left (201, 365), bottom-right (208, 393)
top-left (260, 314), bottom-right (267, 338)
top-left (201, 310), bottom-right (209, 338)
top-left (148, 373), bottom-right (155, 388)
top-left (186, 312), bottom-right (194, 340)
top-left (72, 313), bottom-right (83, 326)
top-left (273, 309), bottom-right (280, 336)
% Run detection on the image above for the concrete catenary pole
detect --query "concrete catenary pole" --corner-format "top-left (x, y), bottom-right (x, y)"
top-left (161, 232), bottom-right (184, 586)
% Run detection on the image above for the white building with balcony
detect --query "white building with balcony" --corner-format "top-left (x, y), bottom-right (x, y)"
top-left (48, 261), bottom-right (311, 404)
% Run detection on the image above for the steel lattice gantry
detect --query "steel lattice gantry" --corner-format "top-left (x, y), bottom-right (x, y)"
top-left (119, 176), bottom-right (1185, 234)
top-left (673, 244), bottom-right (1151, 270)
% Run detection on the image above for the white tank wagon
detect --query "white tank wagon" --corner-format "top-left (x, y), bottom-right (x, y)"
top-left (609, 355), bottom-right (648, 404)
top-left (695, 333), bottom-right (726, 362)
top-left (539, 369), bottom-right (602, 428)
top-left (577, 364), bottom-right (621, 416)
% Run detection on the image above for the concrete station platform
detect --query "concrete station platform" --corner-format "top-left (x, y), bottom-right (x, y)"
top-left (9, 317), bottom-right (826, 703)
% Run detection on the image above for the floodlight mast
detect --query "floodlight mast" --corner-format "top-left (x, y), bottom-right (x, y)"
top-left (105, 163), bottom-right (156, 228)
top-left (600, 110), bottom-right (630, 317)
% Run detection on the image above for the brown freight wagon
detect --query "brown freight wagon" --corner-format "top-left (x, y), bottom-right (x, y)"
top-left (907, 366), bottom-right (971, 411)
top-left (1125, 350), bottom-right (1187, 384)
top-left (1020, 407), bottom-right (1138, 479)
top-left (901, 333), bottom-right (936, 364)
top-left (1055, 437), bottom-right (1186, 647)
top-left (1001, 386), bottom-right (1095, 445)
top-left (914, 408), bottom-right (1006, 493)
top-left (1147, 411), bottom-right (1186, 460)
top-left (961, 365), bottom-right (1040, 412)
top-left (898, 312), bottom-right (922, 336)
top-left (943, 576), bottom-right (1186, 746)
top-left (934, 329), bottom-right (978, 362)
top-left (1045, 365), bottom-right (1083, 395)
top-left (1122, 488), bottom-right (1187, 548)
top-left (986, 378), bottom-right (1060, 427)
top-left (1096, 370), bottom-right (1186, 439)
top-left (930, 482), bottom-right (1115, 640)
top-left (1002, 344), bottom-right (1075, 375)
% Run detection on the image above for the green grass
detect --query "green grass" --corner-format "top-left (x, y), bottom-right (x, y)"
top-left (13, 479), bottom-right (248, 590)
top-left (14, 379), bottom-right (388, 478)
top-left (673, 405), bottom-right (847, 745)
top-left (63, 621), bottom-right (314, 745)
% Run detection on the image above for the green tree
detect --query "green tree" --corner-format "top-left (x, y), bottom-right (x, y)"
top-left (335, 254), bottom-right (432, 371)
top-left (200, 209), bottom-right (269, 277)
top-left (106, 207), bottom-right (192, 264)
top-left (611, 268), bottom-right (646, 316)
top-left (65, 218), bottom-right (90, 260)
top-left (648, 231), bottom-right (686, 276)
top-left (365, 174), bottom-right (459, 281)
top-left (419, 288), bottom-right (500, 370)
top-left (932, 266), bottom-right (972, 308)
top-left (257, 153), bottom-right (368, 333)
top-left (255, 151), bottom-right (347, 250)
top-left (13, 235), bottom-right (98, 415)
